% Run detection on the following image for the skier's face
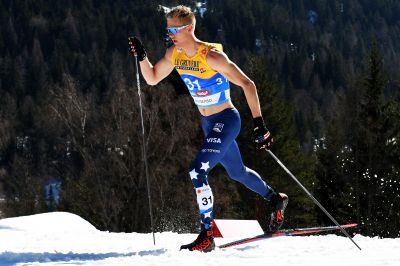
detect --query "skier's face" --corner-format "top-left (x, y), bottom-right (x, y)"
top-left (166, 17), bottom-right (193, 45)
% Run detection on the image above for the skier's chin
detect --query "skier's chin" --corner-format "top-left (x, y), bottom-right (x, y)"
top-left (174, 41), bottom-right (184, 49)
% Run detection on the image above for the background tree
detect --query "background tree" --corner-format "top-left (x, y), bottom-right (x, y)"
top-left (316, 39), bottom-right (400, 237)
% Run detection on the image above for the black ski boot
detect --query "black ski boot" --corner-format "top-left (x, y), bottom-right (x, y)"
top-left (268, 192), bottom-right (289, 232)
top-left (180, 228), bottom-right (215, 252)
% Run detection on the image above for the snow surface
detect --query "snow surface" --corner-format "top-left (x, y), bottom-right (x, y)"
top-left (0, 212), bottom-right (399, 266)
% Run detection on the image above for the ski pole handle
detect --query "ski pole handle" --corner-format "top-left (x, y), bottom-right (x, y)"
top-left (128, 36), bottom-right (147, 61)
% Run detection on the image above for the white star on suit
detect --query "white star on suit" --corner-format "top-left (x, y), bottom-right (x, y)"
top-left (204, 212), bottom-right (212, 219)
top-left (200, 161), bottom-right (210, 172)
top-left (189, 169), bottom-right (198, 180)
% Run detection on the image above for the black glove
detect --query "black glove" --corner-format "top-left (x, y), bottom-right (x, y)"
top-left (128, 36), bottom-right (147, 61)
top-left (252, 117), bottom-right (273, 149)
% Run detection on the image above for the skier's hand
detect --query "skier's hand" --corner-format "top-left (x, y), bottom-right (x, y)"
top-left (128, 36), bottom-right (147, 61)
top-left (252, 117), bottom-right (273, 150)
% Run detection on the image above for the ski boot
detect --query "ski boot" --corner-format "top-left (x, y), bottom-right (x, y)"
top-left (268, 192), bottom-right (289, 232)
top-left (180, 228), bottom-right (215, 252)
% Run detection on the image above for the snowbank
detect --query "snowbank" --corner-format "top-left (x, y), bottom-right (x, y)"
top-left (0, 212), bottom-right (399, 266)
top-left (0, 212), bottom-right (97, 233)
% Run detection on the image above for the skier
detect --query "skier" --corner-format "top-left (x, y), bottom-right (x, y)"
top-left (128, 5), bottom-right (288, 252)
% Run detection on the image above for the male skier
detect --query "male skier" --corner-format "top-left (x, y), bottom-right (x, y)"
top-left (128, 5), bottom-right (288, 252)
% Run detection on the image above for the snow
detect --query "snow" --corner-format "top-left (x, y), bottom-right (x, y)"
top-left (1, 212), bottom-right (399, 266)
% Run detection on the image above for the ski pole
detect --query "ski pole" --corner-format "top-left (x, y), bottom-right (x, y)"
top-left (134, 53), bottom-right (156, 245)
top-left (265, 148), bottom-right (362, 250)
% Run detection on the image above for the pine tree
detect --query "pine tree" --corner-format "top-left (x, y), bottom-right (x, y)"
top-left (318, 39), bottom-right (400, 237)
top-left (315, 119), bottom-right (357, 226)
top-left (353, 39), bottom-right (388, 236)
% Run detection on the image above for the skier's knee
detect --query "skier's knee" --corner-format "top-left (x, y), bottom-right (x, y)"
top-left (189, 168), bottom-right (208, 188)
top-left (227, 166), bottom-right (247, 182)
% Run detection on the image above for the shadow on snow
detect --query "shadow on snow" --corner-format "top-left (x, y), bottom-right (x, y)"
top-left (0, 249), bottom-right (167, 265)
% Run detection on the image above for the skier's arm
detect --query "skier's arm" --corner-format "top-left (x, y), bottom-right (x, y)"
top-left (207, 50), bottom-right (273, 149)
top-left (139, 48), bottom-right (175, 86)
top-left (206, 50), bottom-right (262, 118)
top-left (128, 36), bottom-right (175, 85)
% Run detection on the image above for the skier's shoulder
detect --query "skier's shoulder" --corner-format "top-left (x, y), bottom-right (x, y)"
top-left (201, 41), bottom-right (224, 52)
top-left (165, 45), bottom-right (175, 61)
top-left (205, 44), bottom-right (229, 66)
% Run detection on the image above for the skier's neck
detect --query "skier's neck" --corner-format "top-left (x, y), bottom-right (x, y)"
top-left (178, 38), bottom-right (201, 58)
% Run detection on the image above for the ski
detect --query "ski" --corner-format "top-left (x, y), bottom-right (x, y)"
top-left (218, 223), bottom-right (358, 249)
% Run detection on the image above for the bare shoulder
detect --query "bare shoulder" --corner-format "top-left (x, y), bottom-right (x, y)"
top-left (207, 48), bottom-right (227, 60)
top-left (164, 46), bottom-right (175, 61)
top-left (207, 49), bottom-right (230, 70)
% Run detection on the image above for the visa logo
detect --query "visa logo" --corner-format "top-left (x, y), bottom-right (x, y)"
top-left (206, 138), bottom-right (221, 143)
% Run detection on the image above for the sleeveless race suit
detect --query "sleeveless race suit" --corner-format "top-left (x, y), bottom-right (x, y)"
top-left (172, 43), bottom-right (274, 230)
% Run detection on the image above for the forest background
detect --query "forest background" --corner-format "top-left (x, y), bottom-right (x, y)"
top-left (0, 0), bottom-right (399, 238)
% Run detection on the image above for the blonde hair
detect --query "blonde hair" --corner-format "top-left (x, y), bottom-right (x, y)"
top-left (166, 5), bottom-right (196, 25)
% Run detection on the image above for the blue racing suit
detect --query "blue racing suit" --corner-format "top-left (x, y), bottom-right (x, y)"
top-left (172, 43), bottom-right (274, 230)
top-left (190, 108), bottom-right (274, 230)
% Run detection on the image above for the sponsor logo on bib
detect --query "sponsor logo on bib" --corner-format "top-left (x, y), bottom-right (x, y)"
top-left (196, 90), bottom-right (210, 96)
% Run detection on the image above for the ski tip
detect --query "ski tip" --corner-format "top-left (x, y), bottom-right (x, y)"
top-left (342, 223), bottom-right (358, 228)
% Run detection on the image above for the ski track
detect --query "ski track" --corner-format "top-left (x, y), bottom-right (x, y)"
top-left (0, 212), bottom-right (399, 266)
